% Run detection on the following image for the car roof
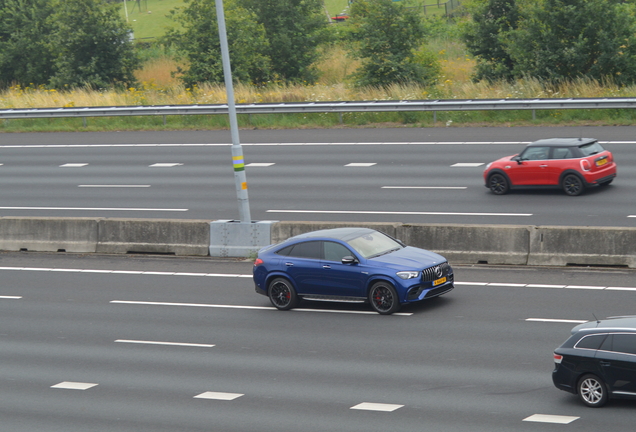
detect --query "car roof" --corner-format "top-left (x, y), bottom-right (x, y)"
top-left (289, 227), bottom-right (377, 242)
top-left (527, 137), bottom-right (597, 148)
top-left (572, 316), bottom-right (636, 334)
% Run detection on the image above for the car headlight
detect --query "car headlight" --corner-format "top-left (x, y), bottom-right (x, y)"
top-left (396, 271), bottom-right (420, 280)
top-left (484, 162), bottom-right (492, 171)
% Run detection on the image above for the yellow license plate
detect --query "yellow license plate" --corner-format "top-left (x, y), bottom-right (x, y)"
top-left (433, 276), bottom-right (447, 286)
top-left (596, 158), bottom-right (608, 167)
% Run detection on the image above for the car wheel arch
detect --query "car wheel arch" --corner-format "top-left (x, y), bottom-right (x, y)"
top-left (487, 169), bottom-right (513, 185)
top-left (365, 277), bottom-right (402, 300)
top-left (265, 273), bottom-right (297, 294)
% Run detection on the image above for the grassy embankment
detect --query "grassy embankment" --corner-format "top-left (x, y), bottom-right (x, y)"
top-left (1, 0), bottom-right (635, 132)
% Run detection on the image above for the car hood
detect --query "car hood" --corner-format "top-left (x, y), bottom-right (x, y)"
top-left (490, 154), bottom-right (517, 164)
top-left (369, 246), bottom-right (446, 269)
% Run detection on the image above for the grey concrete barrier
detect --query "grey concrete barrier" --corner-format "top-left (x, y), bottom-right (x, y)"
top-left (528, 226), bottom-right (636, 268)
top-left (270, 221), bottom-right (403, 244)
top-left (0, 217), bottom-right (634, 268)
top-left (397, 224), bottom-right (531, 265)
top-left (0, 217), bottom-right (98, 253)
top-left (96, 218), bottom-right (210, 256)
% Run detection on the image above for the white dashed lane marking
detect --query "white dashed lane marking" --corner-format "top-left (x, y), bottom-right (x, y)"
top-left (115, 339), bottom-right (215, 348)
top-left (59, 163), bottom-right (88, 168)
top-left (523, 414), bottom-right (579, 424)
top-left (246, 163), bottom-right (275, 167)
top-left (452, 163), bottom-right (484, 167)
top-left (0, 296), bottom-right (21, 299)
top-left (194, 392), bottom-right (243, 401)
top-left (350, 402), bottom-right (404, 412)
top-left (51, 382), bottom-right (98, 390)
top-left (149, 163), bottom-right (183, 167)
top-left (345, 163), bottom-right (377, 167)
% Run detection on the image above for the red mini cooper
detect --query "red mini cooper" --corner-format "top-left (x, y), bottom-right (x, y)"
top-left (483, 138), bottom-right (617, 196)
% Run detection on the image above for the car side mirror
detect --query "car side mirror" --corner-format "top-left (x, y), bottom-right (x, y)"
top-left (512, 156), bottom-right (522, 164)
top-left (341, 256), bottom-right (358, 265)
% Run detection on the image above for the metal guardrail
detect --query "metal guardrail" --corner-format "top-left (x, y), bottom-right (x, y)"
top-left (1, 97), bottom-right (636, 120)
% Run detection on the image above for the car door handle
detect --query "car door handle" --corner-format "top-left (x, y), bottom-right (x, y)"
top-left (600, 361), bottom-right (611, 367)
top-left (323, 265), bottom-right (331, 269)
top-left (540, 164), bottom-right (548, 168)
top-left (285, 262), bottom-right (294, 267)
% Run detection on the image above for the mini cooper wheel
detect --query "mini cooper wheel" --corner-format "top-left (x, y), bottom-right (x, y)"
top-left (268, 277), bottom-right (298, 310)
top-left (368, 282), bottom-right (400, 315)
top-left (577, 374), bottom-right (608, 407)
top-left (562, 174), bottom-right (584, 196)
top-left (488, 173), bottom-right (509, 195)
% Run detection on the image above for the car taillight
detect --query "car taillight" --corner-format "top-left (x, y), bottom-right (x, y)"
top-left (554, 354), bottom-right (563, 364)
top-left (580, 159), bottom-right (591, 171)
top-left (253, 258), bottom-right (264, 266)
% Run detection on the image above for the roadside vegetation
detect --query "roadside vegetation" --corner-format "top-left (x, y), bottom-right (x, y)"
top-left (2, 0), bottom-right (636, 132)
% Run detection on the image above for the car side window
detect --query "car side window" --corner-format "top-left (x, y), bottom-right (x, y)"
top-left (611, 334), bottom-right (636, 355)
top-left (575, 334), bottom-right (607, 350)
top-left (521, 146), bottom-right (550, 160)
top-left (286, 241), bottom-right (322, 259)
top-left (552, 147), bottom-right (574, 159)
top-left (323, 241), bottom-right (353, 262)
top-left (276, 245), bottom-right (294, 256)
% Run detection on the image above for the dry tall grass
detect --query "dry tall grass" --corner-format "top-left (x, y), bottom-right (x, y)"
top-left (1, 44), bottom-right (634, 110)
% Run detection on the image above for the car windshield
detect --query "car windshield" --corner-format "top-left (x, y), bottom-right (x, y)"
top-left (346, 231), bottom-right (403, 259)
top-left (579, 141), bottom-right (605, 156)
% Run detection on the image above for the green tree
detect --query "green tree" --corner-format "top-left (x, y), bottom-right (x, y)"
top-left (164, 0), bottom-right (271, 86)
top-left (49, 0), bottom-right (139, 89)
top-left (506, 0), bottom-right (636, 84)
top-left (237, 0), bottom-right (330, 84)
top-left (0, 0), bottom-right (55, 87)
top-left (346, 0), bottom-right (440, 87)
top-left (461, 0), bottom-right (519, 82)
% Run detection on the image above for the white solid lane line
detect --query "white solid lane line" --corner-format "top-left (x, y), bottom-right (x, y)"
top-left (267, 209), bottom-right (532, 216)
top-left (78, 185), bottom-right (151, 188)
top-left (0, 207), bottom-right (187, 211)
top-left (110, 300), bottom-right (413, 316)
top-left (382, 186), bottom-right (467, 189)
top-left (526, 318), bottom-right (588, 323)
top-left (115, 339), bottom-right (215, 348)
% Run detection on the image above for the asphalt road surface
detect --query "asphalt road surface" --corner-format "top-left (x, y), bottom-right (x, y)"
top-left (1, 252), bottom-right (635, 432)
top-left (0, 126), bottom-right (634, 226)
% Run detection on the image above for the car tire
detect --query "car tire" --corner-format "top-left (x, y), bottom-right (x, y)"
top-left (562, 174), bottom-right (584, 196)
top-left (577, 374), bottom-right (608, 407)
top-left (488, 173), bottom-right (509, 195)
top-left (268, 277), bottom-right (298, 311)
top-left (368, 281), bottom-right (401, 315)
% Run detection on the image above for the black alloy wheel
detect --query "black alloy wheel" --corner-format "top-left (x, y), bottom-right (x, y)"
top-left (268, 277), bottom-right (298, 310)
top-left (488, 173), bottom-right (509, 195)
top-left (368, 281), bottom-right (400, 315)
top-left (577, 374), bottom-right (608, 407)
top-left (562, 174), bottom-right (584, 196)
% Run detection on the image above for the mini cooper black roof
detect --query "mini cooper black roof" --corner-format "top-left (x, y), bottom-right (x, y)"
top-left (527, 138), bottom-right (598, 147)
top-left (571, 316), bottom-right (636, 334)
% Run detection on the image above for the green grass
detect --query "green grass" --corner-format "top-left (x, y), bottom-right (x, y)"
top-left (121, 0), bottom-right (184, 40)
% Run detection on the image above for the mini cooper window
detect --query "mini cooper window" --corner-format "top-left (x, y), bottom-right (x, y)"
top-left (579, 141), bottom-right (604, 156)
top-left (552, 147), bottom-right (575, 159)
top-left (521, 146), bottom-right (550, 160)
top-left (575, 334), bottom-right (607, 350)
